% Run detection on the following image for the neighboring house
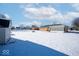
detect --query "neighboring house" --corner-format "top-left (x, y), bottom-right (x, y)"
top-left (39, 24), bottom-right (66, 32)
top-left (39, 25), bottom-right (49, 31)
top-left (48, 24), bottom-right (65, 31)
top-left (32, 25), bottom-right (39, 30)
top-left (29, 24), bottom-right (69, 32)
top-left (16, 27), bottom-right (21, 30)
top-left (32, 27), bottom-right (39, 30)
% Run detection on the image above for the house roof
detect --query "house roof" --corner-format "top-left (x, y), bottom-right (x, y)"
top-left (40, 24), bottom-right (64, 28)
top-left (0, 13), bottom-right (10, 20)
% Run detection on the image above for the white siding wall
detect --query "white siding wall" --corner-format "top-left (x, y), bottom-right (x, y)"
top-left (49, 25), bottom-right (64, 31)
top-left (0, 28), bottom-right (10, 44)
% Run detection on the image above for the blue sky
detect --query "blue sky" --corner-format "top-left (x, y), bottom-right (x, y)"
top-left (0, 3), bottom-right (79, 27)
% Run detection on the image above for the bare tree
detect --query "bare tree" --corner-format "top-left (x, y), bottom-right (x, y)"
top-left (73, 17), bottom-right (79, 30)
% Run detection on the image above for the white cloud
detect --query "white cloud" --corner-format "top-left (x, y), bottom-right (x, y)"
top-left (4, 14), bottom-right (10, 19)
top-left (71, 4), bottom-right (79, 11)
top-left (15, 21), bottom-right (42, 27)
top-left (64, 12), bottom-right (79, 19)
top-left (31, 21), bottom-right (42, 26)
top-left (24, 21), bottom-right (42, 27)
top-left (21, 4), bottom-right (64, 24)
top-left (21, 4), bottom-right (79, 26)
top-left (24, 7), bottom-right (56, 19)
top-left (20, 3), bottom-right (41, 8)
top-left (63, 12), bottom-right (79, 26)
top-left (20, 4), bottom-right (34, 8)
top-left (24, 7), bottom-right (64, 23)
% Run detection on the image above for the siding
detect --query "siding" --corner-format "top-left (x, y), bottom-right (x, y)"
top-left (49, 25), bottom-right (64, 31)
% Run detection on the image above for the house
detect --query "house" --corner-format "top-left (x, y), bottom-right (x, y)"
top-left (48, 24), bottom-right (65, 31)
top-left (39, 25), bottom-right (49, 31)
top-left (31, 24), bottom-right (68, 32)
top-left (32, 25), bottom-right (39, 30)
top-left (39, 24), bottom-right (66, 32)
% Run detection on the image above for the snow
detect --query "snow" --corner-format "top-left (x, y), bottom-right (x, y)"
top-left (11, 30), bottom-right (79, 56)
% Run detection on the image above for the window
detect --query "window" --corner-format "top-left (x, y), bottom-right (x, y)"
top-left (0, 19), bottom-right (10, 28)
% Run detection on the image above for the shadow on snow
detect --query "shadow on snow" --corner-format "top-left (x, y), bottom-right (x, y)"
top-left (0, 38), bottom-right (68, 56)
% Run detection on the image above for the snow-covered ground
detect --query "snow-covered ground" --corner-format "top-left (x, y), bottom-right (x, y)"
top-left (11, 30), bottom-right (79, 56)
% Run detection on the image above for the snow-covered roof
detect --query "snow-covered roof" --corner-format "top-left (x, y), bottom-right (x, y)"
top-left (0, 13), bottom-right (10, 20)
